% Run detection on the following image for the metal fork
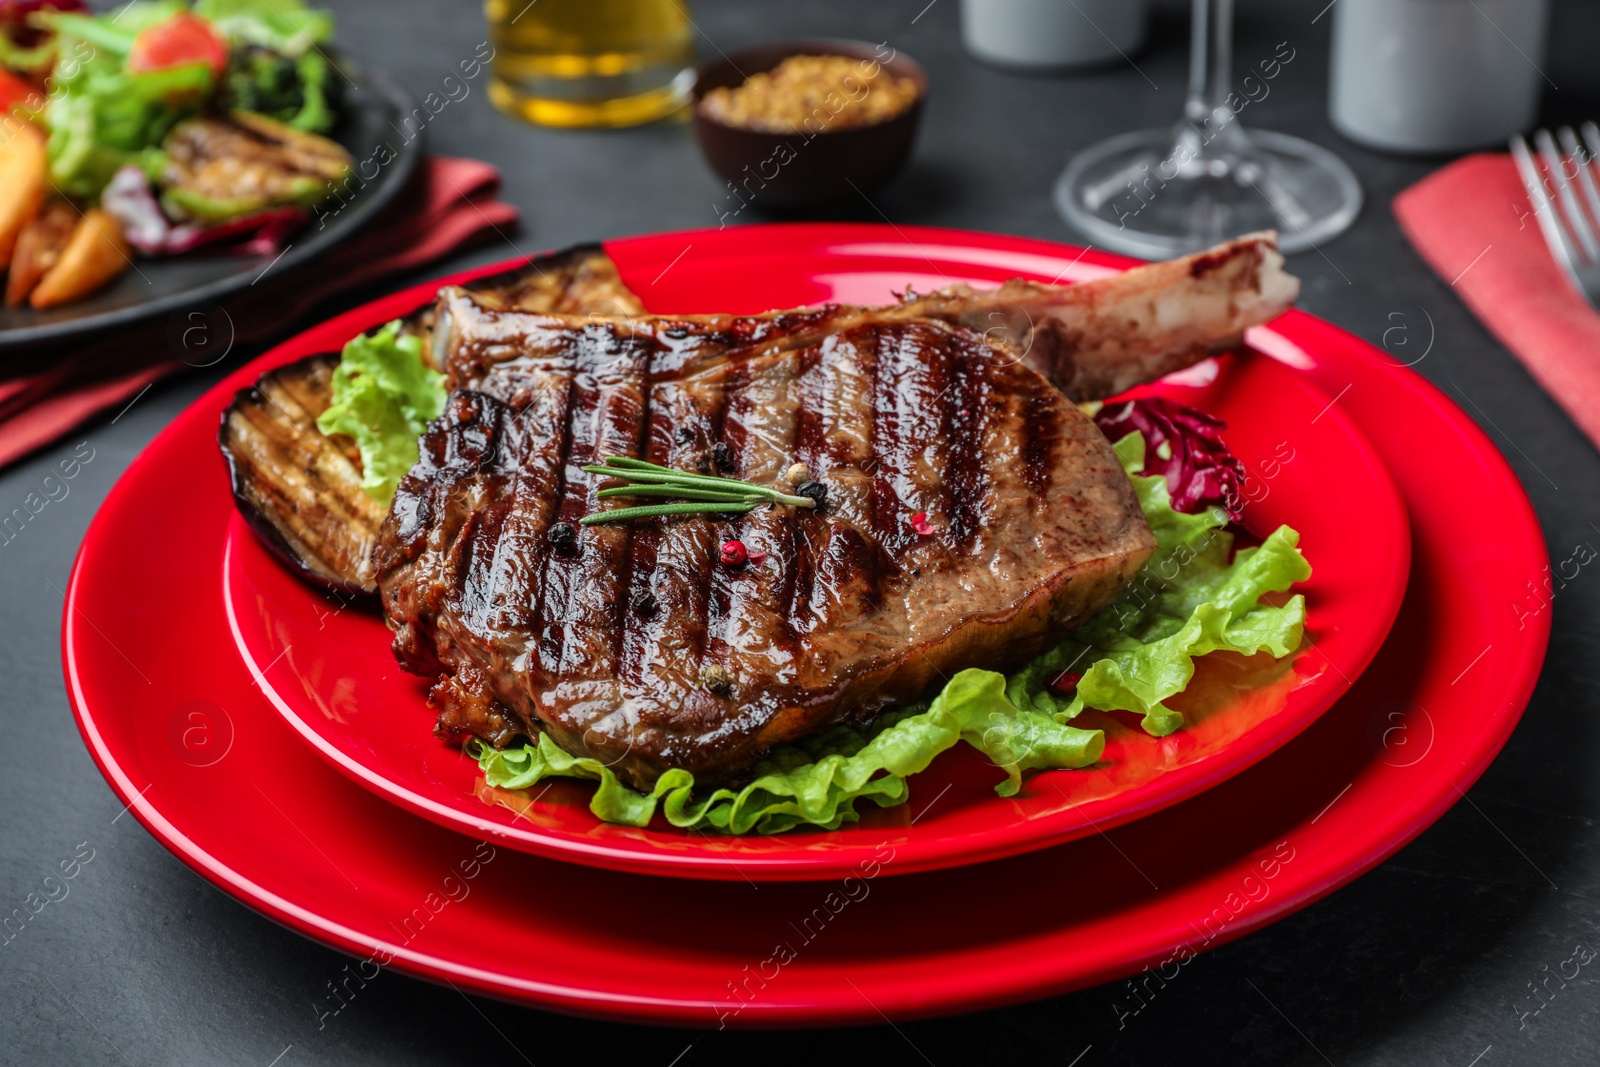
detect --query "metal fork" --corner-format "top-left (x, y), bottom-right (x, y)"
top-left (1512, 122), bottom-right (1600, 308)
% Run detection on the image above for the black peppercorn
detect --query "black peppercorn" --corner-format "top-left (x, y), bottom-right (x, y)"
top-left (796, 481), bottom-right (828, 508)
top-left (631, 589), bottom-right (657, 616)
top-left (675, 425), bottom-right (695, 444)
top-left (711, 442), bottom-right (735, 472)
top-left (547, 522), bottom-right (576, 547)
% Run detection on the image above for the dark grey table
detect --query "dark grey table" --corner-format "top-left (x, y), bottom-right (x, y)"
top-left (5, 1), bottom-right (1599, 1063)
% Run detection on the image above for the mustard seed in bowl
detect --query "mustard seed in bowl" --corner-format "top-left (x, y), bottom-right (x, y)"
top-left (698, 54), bottom-right (921, 134)
top-left (689, 40), bottom-right (928, 206)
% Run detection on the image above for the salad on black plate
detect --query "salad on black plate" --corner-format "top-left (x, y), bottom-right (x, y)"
top-left (0, 0), bottom-right (350, 309)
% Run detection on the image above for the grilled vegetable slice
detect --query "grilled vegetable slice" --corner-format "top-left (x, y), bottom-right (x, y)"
top-left (404, 241), bottom-right (650, 361)
top-left (219, 243), bottom-right (648, 596)
top-left (220, 352), bottom-right (387, 595)
top-left (161, 110), bottom-right (350, 222)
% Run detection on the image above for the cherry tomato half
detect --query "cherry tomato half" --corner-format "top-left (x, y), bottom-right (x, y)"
top-left (126, 12), bottom-right (229, 80)
top-left (0, 68), bottom-right (41, 115)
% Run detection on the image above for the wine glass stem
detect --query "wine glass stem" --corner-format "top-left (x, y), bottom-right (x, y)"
top-left (1186, 0), bottom-right (1234, 126)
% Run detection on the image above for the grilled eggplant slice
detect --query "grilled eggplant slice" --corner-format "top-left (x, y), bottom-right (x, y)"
top-left (162, 112), bottom-right (353, 222)
top-left (221, 352), bottom-right (386, 596)
top-left (404, 242), bottom-right (650, 361)
top-left (220, 243), bottom-right (648, 596)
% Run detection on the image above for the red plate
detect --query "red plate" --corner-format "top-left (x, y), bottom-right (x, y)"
top-left (219, 229), bottom-right (1407, 880)
top-left (63, 226), bottom-right (1548, 1025)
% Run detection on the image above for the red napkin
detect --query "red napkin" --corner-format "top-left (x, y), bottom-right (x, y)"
top-left (0, 155), bottom-right (519, 471)
top-left (1394, 152), bottom-right (1600, 449)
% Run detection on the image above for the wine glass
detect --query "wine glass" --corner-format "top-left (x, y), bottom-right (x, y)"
top-left (1055, 0), bottom-right (1362, 259)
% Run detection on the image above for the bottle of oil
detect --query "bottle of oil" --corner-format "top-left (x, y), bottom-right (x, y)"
top-left (484, 0), bottom-right (695, 128)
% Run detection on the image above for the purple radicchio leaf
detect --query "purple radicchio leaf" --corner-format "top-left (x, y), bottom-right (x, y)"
top-left (1094, 396), bottom-right (1247, 521)
top-left (101, 165), bottom-right (309, 257)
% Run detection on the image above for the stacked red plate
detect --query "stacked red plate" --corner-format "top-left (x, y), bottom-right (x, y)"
top-left (64, 225), bottom-right (1549, 1025)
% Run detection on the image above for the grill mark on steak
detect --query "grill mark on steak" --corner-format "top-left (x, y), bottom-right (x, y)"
top-left (623, 379), bottom-right (714, 725)
top-left (603, 331), bottom-right (661, 683)
top-left (616, 377), bottom-right (671, 693)
top-left (940, 342), bottom-right (990, 551)
top-left (784, 342), bottom-right (827, 632)
top-left (449, 507), bottom-right (487, 629)
top-left (696, 357), bottom-right (749, 716)
top-left (481, 367), bottom-right (570, 639)
top-left (808, 328), bottom-right (874, 545)
top-left (378, 293), bottom-right (1158, 786)
top-left (1020, 387), bottom-right (1063, 498)
top-left (528, 354), bottom-right (581, 682)
top-left (617, 518), bottom-right (662, 683)
top-left (868, 322), bottom-right (949, 559)
top-left (720, 337), bottom-right (807, 681)
top-left (828, 324), bottom-right (886, 626)
top-left (457, 398), bottom-right (532, 644)
top-left (611, 382), bottom-right (653, 684)
top-left (562, 332), bottom-right (649, 688)
top-left (548, 346), bottom-right (603, 681)
top-left (435, 396), bottom-right (484, 640)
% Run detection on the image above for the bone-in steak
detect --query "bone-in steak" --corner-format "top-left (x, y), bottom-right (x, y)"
top-left (373, 293), bottom-right (1156, 788)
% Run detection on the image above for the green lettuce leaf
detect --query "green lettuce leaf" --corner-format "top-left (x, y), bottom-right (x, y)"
top-left (41, 38), bottom-right (212, 199)
top-left (36, 5), bottom-right (188, 57)
top-left (194, 0), bottom-right (334, 58)
top-left (475, 669), bottom-right (1103, 834)
top-left (473, 430), bottom-right (1311, 834)
top-left (315, 320), bottom-right (446, 504)
top-left (1006, 434), bottom-right (1310, 737)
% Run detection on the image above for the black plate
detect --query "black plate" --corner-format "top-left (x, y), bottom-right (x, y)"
top-left (0, 60), bottom-right (422, 352)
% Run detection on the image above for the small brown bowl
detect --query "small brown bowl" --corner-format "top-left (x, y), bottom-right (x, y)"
top-left (692, 39), bottom-right (927, 210)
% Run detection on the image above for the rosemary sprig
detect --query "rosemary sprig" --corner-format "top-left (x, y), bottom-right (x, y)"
top-left (580, 455), bottom-right (817, 525)
top-left (595, 485), bottom-right (754, 502)
top-left (582, 502), bottom-right (759, 524)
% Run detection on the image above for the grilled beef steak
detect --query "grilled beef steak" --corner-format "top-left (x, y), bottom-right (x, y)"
top-left (374, 294), bottom-right (1156, 788)
top-left (222, 234), bottom-right (1292, 596)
